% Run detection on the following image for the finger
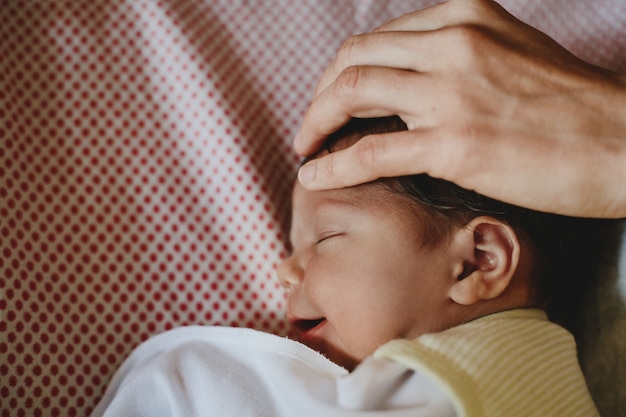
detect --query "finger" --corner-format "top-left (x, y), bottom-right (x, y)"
top-left (374, 1), bottom-right (456, 33)
top-left (294, 67), bottom-right (437, 156)
top-left (297, 129), bottom-right (445, 190)
top-left (375, 0), bottom-right (510, 33)
top-left (313, 30), bottom-right (447, 97)
top-left (311, 0), bottom-right (517, 99)
top-left (311, 1), bottom-right (469, 99)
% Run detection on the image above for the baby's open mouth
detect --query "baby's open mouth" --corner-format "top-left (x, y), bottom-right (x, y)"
top-left (294, 318), bottom-right (325, 333)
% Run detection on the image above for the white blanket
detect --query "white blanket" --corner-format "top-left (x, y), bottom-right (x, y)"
top-left (91, 326), bottom-right (455, 417)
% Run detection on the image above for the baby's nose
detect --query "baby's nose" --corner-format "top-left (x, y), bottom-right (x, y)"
top-left (276, 256), bottom-right (303, 290)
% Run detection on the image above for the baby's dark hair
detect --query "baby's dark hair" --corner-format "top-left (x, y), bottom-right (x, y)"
top-left (314, 116), bottom-right (618, 332)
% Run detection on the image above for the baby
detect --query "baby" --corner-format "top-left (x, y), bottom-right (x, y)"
top-left (93, 116), bottom-right (608, 417)
top-left (277, 116), bottom-right (605, 415)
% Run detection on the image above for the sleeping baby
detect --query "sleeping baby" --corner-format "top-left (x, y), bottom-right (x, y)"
top-left (92, 116), bottom-right (606, 417)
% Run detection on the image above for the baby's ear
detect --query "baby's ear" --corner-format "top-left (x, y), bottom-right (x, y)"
top-left (448, 216), bottom-right (520, 305)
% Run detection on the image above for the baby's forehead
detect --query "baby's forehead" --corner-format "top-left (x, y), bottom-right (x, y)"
top-left (291, 181), bottom-right (362, 213)
top-left (292, 180), bottom-right (423, 223)
top-left (293, 178), bottom-right (381, 204)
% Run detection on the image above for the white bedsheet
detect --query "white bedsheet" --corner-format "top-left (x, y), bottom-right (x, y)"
top-left (91, 326), bottom-right (455, 417)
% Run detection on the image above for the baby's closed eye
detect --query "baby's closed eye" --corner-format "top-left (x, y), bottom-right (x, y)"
top-left (315, 231), bottom-right (345, 246)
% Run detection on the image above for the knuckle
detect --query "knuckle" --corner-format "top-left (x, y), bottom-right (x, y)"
top-left (334, 65), bottom-right (363, 99)
top-left (450, 24), bottom-right (482, 47)
top-left (321, 152), bottom-right (338, 180)
top-left (336, 34), bottom-right (363, 68)
top-left (445, 24), bottom-right (490, 67)
top-left (448, 0), bottom-right (492, 20)
top-left (354, 135), bottom-right (382, 171)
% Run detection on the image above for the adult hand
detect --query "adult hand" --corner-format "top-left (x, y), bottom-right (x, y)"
top-left (294, 0), bottom-right (626, 218)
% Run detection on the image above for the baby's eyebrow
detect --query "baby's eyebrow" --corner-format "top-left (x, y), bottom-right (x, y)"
top-left (312, 197), bottom-right (367, 220)
top-left (314, 186), bottom-right (376, 209)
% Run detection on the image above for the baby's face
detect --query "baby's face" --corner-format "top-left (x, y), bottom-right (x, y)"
top-left (277, 181), bottom-right (459, 370)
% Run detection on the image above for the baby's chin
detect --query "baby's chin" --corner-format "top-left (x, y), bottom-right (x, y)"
top-left (328, 349), bottom-right (361, 372)
top-left (304, 337), bottom-right (361, 371)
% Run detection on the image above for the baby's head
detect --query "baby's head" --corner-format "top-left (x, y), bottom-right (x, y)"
top-left (278, 116), bottom-right (607, 370)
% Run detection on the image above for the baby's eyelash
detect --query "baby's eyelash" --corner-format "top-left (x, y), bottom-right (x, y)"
top-left (316, 232), bottom-right (343, 244)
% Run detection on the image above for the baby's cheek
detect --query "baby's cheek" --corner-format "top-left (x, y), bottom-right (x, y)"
top-left (308, 262), bottom-right (348, 298)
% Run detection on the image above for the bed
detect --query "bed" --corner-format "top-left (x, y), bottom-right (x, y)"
top-left (1, 1), bottom-right (625, 416)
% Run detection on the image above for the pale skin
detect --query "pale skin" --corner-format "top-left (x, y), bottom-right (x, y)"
top-left (294, 0), bottom-right (626, 219)
top-left (277, 179), bottom-right (534, 370)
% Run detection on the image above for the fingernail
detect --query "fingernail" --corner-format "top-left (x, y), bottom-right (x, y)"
top-left (298, 162), bottom-right (316, 185)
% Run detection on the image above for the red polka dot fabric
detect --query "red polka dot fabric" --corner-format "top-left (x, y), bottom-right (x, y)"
top-left (1, 1), bottom-right (625, 416)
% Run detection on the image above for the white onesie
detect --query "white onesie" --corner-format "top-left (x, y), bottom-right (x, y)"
top-left (91, 326), bottom-right (455, 417)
